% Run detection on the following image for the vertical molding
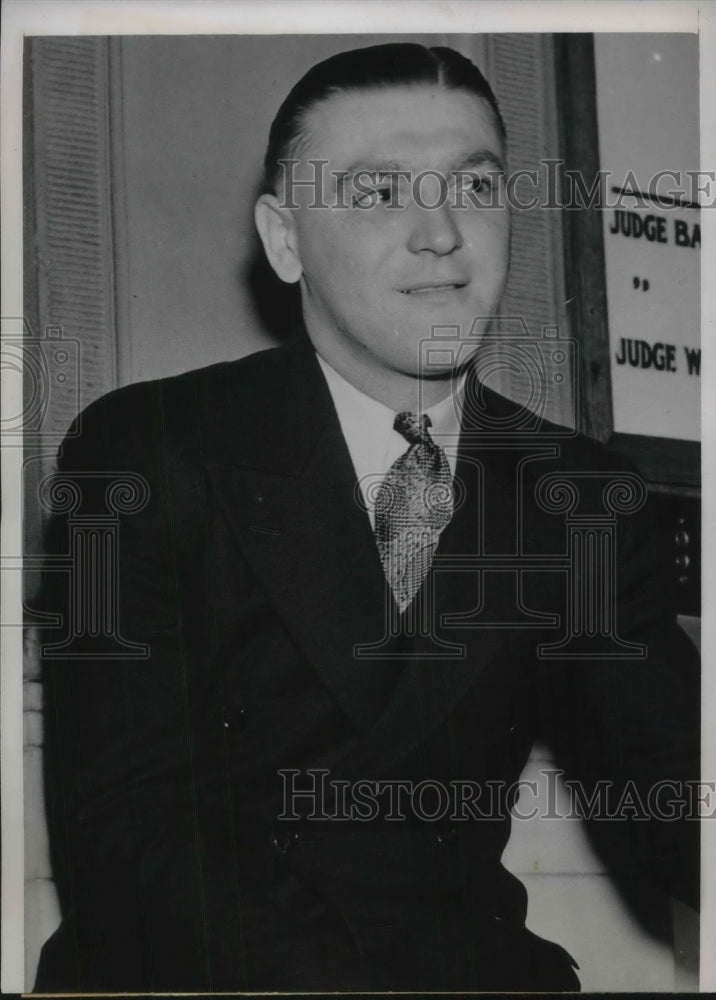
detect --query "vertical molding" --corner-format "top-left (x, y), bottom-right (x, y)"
top-left (108, 37), bottom-right (132, 387)
top-left (30, 37), bottom-right (119, 449)
top-left (553, 34), bottom-right (613, 442)
top-left (25, 36), bottom-right (122, 579)
top-left (539, 32), bottom-right (574, 418)
top-left (481, 34), bottom-right (574, 429)
top-left (25, 36), bottom-right (121, 592)
top-left (23, 39), bottom-right (48, 568)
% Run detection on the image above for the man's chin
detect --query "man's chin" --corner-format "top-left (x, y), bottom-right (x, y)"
top-left (412, 340), bottom-right (483, 382)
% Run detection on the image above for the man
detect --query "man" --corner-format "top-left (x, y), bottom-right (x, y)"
top-left (36, 43), bottom-right (699, 992)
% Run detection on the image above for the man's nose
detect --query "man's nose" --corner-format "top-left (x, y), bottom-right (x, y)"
top-left (406, 197), bottom-right (463, 256)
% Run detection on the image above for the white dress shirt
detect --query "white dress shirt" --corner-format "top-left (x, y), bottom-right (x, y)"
top-left (316, 353), bottom-right (464, 529)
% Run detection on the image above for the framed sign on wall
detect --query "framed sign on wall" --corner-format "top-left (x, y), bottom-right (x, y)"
top-left (555, 33), bottom-right (700, 496)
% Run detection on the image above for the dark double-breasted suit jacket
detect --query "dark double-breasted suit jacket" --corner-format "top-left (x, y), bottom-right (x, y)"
top-left (36, 330), bottom-right (699, 992)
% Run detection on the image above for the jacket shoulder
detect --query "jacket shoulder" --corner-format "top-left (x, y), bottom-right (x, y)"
top-left (69, 345), bottom-right (282, 428)
top-left (477, 382), bottom-right (635, 477)
top-left (57, 345), bottom-right (284, 469)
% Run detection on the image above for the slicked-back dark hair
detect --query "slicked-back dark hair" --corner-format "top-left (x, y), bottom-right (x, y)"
top-left (263, 42), bottom-right (506, 193)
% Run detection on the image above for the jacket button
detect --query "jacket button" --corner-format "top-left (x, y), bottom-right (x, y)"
top-left (226, 707), bottom-right (247, 732)
top-left (272, 829), bottom-right (298, 854)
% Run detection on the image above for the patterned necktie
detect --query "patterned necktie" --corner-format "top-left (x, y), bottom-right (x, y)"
top-left (374, 412), bottom-right (455, 612)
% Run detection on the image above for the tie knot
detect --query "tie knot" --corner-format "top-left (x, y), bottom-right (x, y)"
top-left (394, 411), bottom-right (432, 446)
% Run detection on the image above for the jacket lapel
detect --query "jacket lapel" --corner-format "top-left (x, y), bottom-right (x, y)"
top-left (203, 332), bottom-right (392, 732)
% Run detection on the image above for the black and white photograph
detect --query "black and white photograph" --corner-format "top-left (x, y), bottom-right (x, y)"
top-left (1, 1), bottom-right (713, 994)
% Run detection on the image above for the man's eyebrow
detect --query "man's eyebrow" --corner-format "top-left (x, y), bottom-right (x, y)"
top-left (336, 150), bottom-right (505, 181)
top-left (452, 149), bottom-right (505, 173)
top-left (339, 160), bottom-right (406, 178)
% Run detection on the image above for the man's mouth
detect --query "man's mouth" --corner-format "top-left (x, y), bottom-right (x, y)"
top-left (400, 281), bottom-right (468, 295)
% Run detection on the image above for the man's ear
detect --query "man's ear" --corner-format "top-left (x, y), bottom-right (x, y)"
top-left (254, 194), bottom-right (303, 284)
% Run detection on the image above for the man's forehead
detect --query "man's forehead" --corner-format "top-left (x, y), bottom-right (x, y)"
top-left (300, 84), bottom-right (504, 169)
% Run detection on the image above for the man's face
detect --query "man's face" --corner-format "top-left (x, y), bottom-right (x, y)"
top-left (265, 84), bottom-right (510, 398)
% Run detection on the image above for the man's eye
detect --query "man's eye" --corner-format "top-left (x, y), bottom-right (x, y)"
top-left (457, 172), bottom-right (493, 192)
top-left (352, 186), bottom-right (393, 209)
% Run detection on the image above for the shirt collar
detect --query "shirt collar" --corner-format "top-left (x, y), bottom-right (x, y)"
top-left (316, 353), bottom-right (465, 447)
